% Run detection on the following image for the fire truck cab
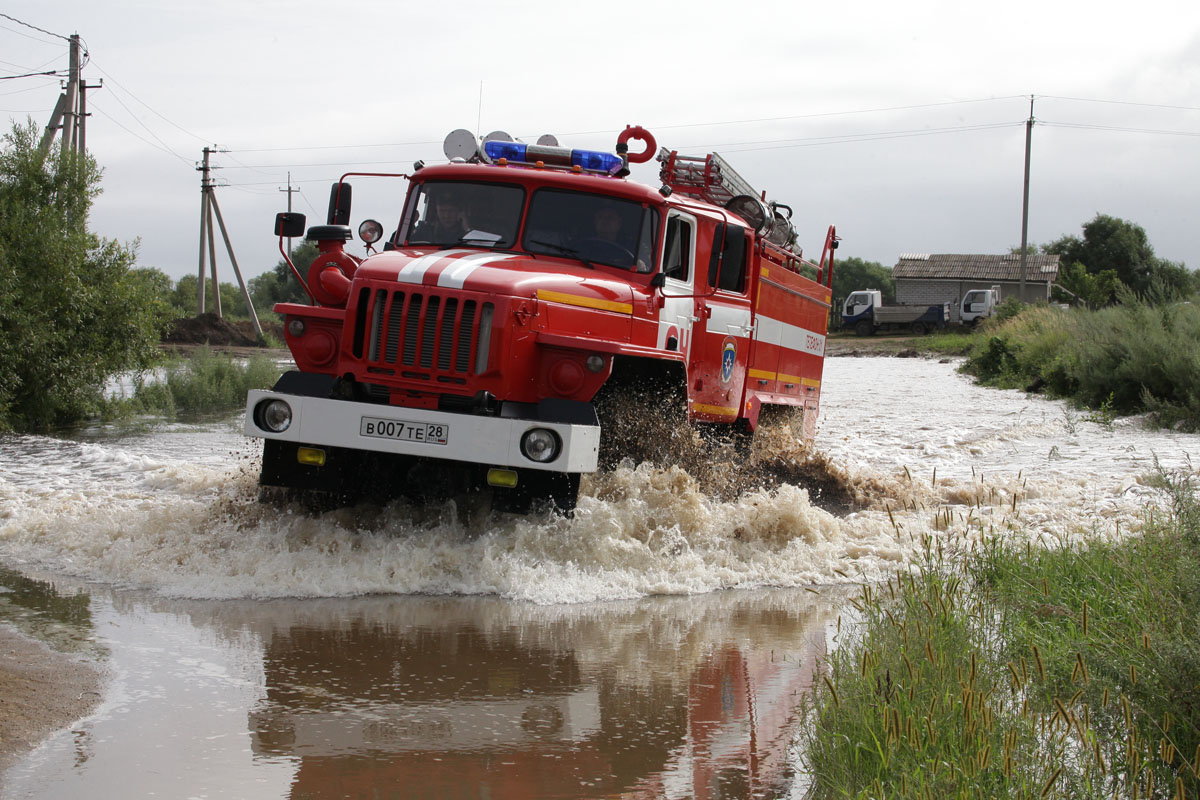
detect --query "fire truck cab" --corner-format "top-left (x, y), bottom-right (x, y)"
top-left (245, 127), bottom-right (836, 513)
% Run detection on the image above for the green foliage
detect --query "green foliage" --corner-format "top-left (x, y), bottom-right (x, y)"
top-left (1045, 214), bottom-right (1197, 304)
top-left (831, 256), bottom-right (893, 306)
top-left (250, 240), bottom-right (317, 310)
top-left (961, 302), bottom-right (1200, 429)
top-left (0, 120), bottom-right (162, 431)
top-left (801, 472), bottom-right (1200, 799)
top-left (829, 256), bottom-right (894, 330)
top-left (125, 347), bottom-right (281, 417)
top-left (1055, 261), bottom-right (1122, 307)
top-left (168, 273), bottom-right (254, 320)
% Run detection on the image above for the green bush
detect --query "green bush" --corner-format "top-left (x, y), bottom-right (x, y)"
top-left (0, 120), bottom-right (161, 430)
top-left (961, 302), bottom-right (1200, 429)
top-left (128, 348), bottom-right (282, 417)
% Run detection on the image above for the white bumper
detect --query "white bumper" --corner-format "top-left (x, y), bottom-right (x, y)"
top-left (245, 390), bottom-right (600, 473)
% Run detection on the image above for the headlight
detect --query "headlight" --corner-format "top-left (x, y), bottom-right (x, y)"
top-left (256, 399), bottom-right (292, 433)
top-left (520, 428), bottom-right (560, 463)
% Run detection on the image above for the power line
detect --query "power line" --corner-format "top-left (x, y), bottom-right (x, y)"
top-left (89, 86), bottom-right (193, 164)
top-left (0, 69), bottom-right (63, 80)
top-left (0, 13), bottom-right (70, 43)
top-left (87, 57), bottom-right (211, 145)
top-left (1040, 94), bottom-right (1200, 113)
top-left (1040, 120), bottom-right (1200, 138)
top-left (89, 104), bottom-right (194, 166)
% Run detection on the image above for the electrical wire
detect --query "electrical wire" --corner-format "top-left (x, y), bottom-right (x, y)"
top-left (1039, 94), bottom-right (1200, 113)
top-left (87, 57), bottom-right (212, 145)
top-left (0, 15), bottom-right (68, 44)
top-left (89, 104), bottom-right (195, 167)
top-left (0, 69), bottom-right (62, 80)
top-left (87, 83), bottom-right (194, 165)
top-left (1039, 120), bottom-right (1200, 138)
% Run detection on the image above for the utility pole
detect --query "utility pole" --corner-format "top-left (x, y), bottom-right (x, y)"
top-left (196, 146), bottom-right (264, 338)
top-left (41, 34), bottom-right (99, 156)
top-left (1019, 95), bottom-right (1035, 301)
top-left (279, 172), bottom-right (298, 255)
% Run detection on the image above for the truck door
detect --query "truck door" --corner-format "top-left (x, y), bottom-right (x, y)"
top-left (690, 222), bottom-right (752, 422)
top-left (656, 211), bottom-right (698, 358)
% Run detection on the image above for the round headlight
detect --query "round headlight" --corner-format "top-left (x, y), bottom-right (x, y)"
top-left (287, 318), bottom-right (306, 337)
top-left (585, 354), bottom-right (606, 373)
top-left (358, 219), bottom-right (384, 245)
top-left (520, 428), bottom-right (560, 463)
top-left (257, 399), bottom-right (292, 433)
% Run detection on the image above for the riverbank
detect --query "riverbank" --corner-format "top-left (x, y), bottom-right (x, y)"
top-left (0, 626), bottom-right (103, 775)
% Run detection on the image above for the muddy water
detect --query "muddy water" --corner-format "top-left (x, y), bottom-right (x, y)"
top-left (1, 356), bottom-right (1196, 798)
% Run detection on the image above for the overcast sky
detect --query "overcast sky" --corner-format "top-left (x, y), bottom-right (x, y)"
top-left (3, 0), bottom-right (1199, 291)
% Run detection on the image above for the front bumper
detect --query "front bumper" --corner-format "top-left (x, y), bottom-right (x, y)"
top-left (244, 390), bottom-right (600, 474)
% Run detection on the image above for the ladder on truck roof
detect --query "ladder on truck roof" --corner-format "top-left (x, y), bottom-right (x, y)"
top-left (659, 149), bottom-right (803, 259)
top-left (659, 151), bottom-right (758, 207)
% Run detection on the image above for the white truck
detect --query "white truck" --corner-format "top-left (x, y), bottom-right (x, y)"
top-left (841, 290), bottom-right (949, 336)
top-left (959, 286), bottom-right (1000, 326)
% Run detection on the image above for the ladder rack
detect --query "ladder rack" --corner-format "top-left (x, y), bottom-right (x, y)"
top-left (659, 151), bottom-right (757, 207)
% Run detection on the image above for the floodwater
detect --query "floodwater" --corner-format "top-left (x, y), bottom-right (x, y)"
top-left (0, 356), bottom-right (1195, 799)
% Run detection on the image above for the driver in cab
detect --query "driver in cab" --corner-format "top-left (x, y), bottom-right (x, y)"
top-left (577, 201), bottom-right (649, 270)
top-left (412, 194), bottom-right (469, 243)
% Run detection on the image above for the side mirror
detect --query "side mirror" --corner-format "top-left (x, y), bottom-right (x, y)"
top-left (649, 273), bottom-right (666, 288)
top-left (274, 212), bottom-right (306, 238)
top-left (327, 182), bottom-right (353, 226)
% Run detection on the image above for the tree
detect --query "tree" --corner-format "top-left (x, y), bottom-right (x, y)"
top-left (830, 256), bottom-right (894, 308)
top-left (1054, 261), bottom-right (1122, 308)
top-left (250, 239), bottom-right (317, 311)
top-left (1041, 212), bottom-right (1190, 299)
top-left (0, 120), bottom-right (161, 430)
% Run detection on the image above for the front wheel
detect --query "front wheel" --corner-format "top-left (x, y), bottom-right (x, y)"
top-left (910, 321), bottom-right (928, 335)
top-left (855, 320), bottom-right (874, 337)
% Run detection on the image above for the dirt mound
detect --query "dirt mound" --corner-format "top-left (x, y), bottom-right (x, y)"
top-left (163, 314), bottom-right (281, 346)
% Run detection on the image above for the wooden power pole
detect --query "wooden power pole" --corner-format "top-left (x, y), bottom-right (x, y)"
top-left (196, 146), bottom-right (263, 338)
top-left (41, 34), bottom-right (100, 156)
top-left (1019, 95), bottom-right (1035, 301)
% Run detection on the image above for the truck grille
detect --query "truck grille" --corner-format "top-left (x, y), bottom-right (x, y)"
top-left (353, 288), bottom-right (493, 382)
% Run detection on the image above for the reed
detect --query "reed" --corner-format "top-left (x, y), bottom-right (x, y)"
top-left (799, 467), bottom-right (1200, 799)
top-left (123, 347), bottom-right (281, 417)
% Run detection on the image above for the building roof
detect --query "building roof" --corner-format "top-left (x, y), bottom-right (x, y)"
top-left (893, 253), bottom-right (1060, 282)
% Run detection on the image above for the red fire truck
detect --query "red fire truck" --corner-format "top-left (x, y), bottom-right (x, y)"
top-left (244, 126), bottom-right (837, 512)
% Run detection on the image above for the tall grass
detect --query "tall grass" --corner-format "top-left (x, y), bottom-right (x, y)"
top-left (123, 347), bottom-right (282, 417)
top-left (799, 470), bottom-right (1200, 799)
top-left (961, 303), bottom-right (1200, 430)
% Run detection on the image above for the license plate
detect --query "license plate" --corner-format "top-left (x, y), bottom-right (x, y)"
top-left (360, 416), bottom-right (449, 445)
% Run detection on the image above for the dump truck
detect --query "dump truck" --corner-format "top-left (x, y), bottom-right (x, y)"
top-left (841, 290), bottom-right (948, 336)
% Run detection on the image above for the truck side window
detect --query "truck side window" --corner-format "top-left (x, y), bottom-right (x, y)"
top-left (663, 216), bottom-right (691, 281)
top-left (707, 223), bottom-right (748, 293)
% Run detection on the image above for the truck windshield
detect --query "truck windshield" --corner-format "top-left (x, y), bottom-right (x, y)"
top-left (405, 181), bottom-right (524, 248)
top-left (523, 189), bottom-right (658, 272)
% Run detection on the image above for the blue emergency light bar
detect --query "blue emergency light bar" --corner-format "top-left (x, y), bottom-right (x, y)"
top-left (483, 140), bottom-right (624, 174)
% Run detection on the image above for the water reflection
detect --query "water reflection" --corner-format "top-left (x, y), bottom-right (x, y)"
top-left (236, 591), bottom-right (835, 799)
top-left (0, 566), bottom-right (102, 659)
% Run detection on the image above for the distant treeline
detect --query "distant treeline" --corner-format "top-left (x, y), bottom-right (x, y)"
top-left (830, 213), bottom-right (1199, 317)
